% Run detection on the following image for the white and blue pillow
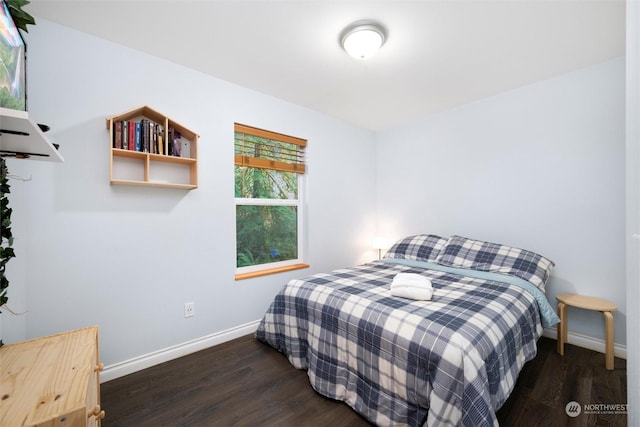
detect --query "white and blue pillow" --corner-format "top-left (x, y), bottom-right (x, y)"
top-left (383, 234), bottom-right (448, 263)
top-left (435, 235), bottom-right (555, 291)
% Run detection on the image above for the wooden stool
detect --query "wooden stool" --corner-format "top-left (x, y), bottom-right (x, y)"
top-left (556, 293), bottom-right (617, 370)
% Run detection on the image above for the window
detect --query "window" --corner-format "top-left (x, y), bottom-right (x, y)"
top-left (234, 123), bottom-right (308, 279)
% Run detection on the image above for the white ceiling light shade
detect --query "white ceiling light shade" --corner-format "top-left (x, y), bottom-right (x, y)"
top-left (341, 21), bottom-right (387, 60)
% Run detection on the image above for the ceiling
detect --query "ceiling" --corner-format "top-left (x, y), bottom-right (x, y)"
top-left (26, 0), bottom-right (625, 131)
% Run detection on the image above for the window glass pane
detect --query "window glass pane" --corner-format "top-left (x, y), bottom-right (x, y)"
top-left (236, 205), bottom-right (298, 267)
top-left (234, 165), bottom-right (298, 199)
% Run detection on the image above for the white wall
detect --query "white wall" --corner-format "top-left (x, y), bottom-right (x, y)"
top-left (376, 58), bottom-right (626, 346)
top-left (625, 0), bottom-right (640, 422)
top-left (0, 19), bottom-right (376, 366)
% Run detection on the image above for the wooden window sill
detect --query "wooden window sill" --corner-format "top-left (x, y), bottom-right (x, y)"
top-left (235, 263), bottom-right (309, 281)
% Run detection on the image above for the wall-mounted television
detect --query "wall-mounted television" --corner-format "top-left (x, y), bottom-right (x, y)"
top-left (0, 0), bottom-right (26, 111)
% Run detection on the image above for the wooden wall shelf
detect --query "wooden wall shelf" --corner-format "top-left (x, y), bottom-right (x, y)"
top-left (106, 106), bottom-right (199, 189)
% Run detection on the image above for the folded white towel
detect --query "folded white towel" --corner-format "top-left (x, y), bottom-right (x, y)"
top-left (390, 273), bottom-right (433, 300)
top-left (390, 273), bottom-right (432, 289)
top-left (390, 285), bottom-right (433, 301)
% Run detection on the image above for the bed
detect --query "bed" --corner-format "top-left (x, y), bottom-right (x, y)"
top-left (255, 234), bottom-right (559, 426)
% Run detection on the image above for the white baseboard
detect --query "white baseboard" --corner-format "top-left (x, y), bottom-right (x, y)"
top-left (100, 320), bottom-right (261, 383)
top-left (101, 322), bottom-right (626, 383)
top-left (542, 327), bottom-right (627, 359)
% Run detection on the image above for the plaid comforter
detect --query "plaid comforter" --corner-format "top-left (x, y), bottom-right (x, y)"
top-left (255, 260), bottom-right (544, 426)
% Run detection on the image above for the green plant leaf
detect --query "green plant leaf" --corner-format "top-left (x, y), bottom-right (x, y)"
top-left (0, 158), bottom-right (13, 313)
top-left (6, 0), bottom-right (36, 33)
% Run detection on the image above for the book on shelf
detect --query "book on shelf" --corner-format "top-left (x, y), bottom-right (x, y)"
top-left (139, 119), bottom-right (146, 152)
top-left (113, 121), bottom-right (122, 149)
top-left (122, 121), bottom-right (128, 150)
top-left (181, 139), bottom-right (190, 158)
top-left (140, 119), bottom-right (149, 153)
top-left (156, 124), bottom-right (164, 155)
top-left (167, 127), bottom-right (174, 156)
top-left (135, 121), bottom-right (141, 151)
top-left (128, 121), bottom-right (135, 151)
top-left (151, 122), bottom-right (157, 154)
top-left (173, 130), bottom-right (182, 157)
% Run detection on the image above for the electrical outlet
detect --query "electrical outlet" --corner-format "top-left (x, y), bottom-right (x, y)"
top-left (184, 302), bottom-right (195, 318)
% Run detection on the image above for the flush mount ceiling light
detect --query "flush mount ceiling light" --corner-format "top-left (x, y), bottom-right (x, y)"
top-left (340, 21), bottom-right (387, 60)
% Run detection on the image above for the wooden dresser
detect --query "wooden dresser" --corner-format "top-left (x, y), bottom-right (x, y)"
top-left (0, 326), bottom-right (105, 426)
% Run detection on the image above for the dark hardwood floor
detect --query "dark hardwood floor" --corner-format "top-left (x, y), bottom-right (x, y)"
top-left (101, 336), bottom-right (627, 427)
